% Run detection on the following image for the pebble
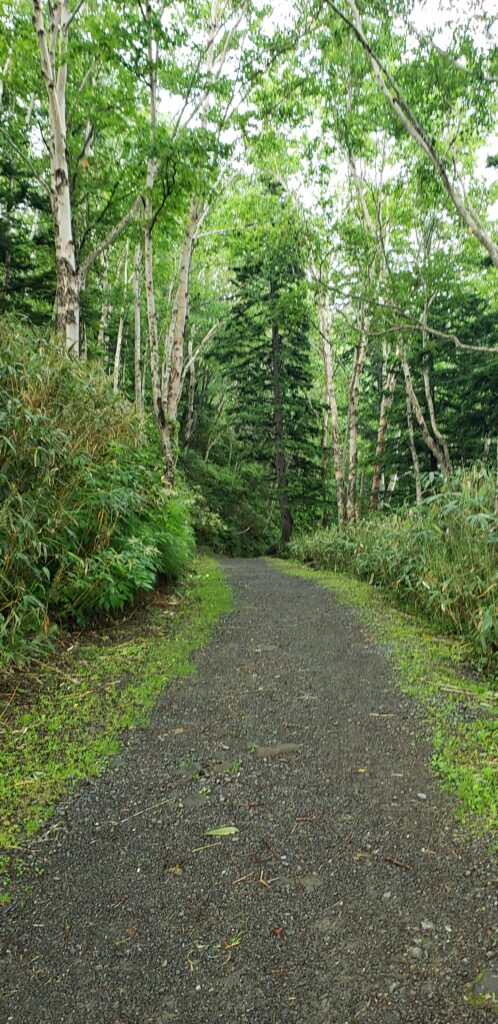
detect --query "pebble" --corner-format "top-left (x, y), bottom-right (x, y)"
top-left (407, 946), bottom-right (424, 961)
top-left (417, 792), bottom-right (427, 800)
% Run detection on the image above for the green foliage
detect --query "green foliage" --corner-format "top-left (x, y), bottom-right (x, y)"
top-left (289, 469), bottom-right (498, 675)
top-left (0, 318), bottom-right (194, 668)
top-left (183, 450), bottom-right (279, 555)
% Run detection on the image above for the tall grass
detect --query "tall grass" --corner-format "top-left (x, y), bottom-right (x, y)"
top-left (0, 318), bottom-right (194, 668)
top-left (289, 468), bottom-right (498, 675)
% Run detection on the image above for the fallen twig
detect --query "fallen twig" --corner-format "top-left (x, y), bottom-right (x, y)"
top-left (383, 855), bottom-right (411, 871)
top-left (232, 871), bottom-right (256, 884)
top-left (108, 797), bottom-right (174, 827)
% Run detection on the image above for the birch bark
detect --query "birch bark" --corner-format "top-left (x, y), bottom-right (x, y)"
top-left (318, 296), bottom-right (346, 525)
top-left (420, 295), bottom-right (452, 474)
top-left (347, 152), bottom-right (401, 513)
top-left (133, 244), bottom-right (143, 415)
top-left (346, 309), bottom-right (369, 522)
top-left (32, 1), bottom-right (140, 356)
top-left (161, 202), bottom-right (201, 483)
top-left (405, 386), bottom-right (422, 504)
top-left (184, 329), bottom-right (196, 448)
top-left (271, 317), bottom-right (293, 544)
top-left (158, 0), bottom-right (220, 484)
top-left (113, 240), bottom-right (130, 393)
top-left (32, 0), bottom-right (79, 354)
top-left (400, 345), bottom-right (450, 474)
top-left (369, 363), bottom-right (398, 510)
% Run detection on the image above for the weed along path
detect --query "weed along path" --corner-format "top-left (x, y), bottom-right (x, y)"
top-left (1, 558), bottom-right (497, 1024)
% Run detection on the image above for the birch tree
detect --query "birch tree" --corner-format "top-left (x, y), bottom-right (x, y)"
top-left (143, 0), bottom-right (251, 483)
top-left (30, 1), bottom-right (143, 354)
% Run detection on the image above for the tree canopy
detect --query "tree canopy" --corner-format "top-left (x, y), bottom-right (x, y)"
top-left (1, 0), bottom-right (498, 535)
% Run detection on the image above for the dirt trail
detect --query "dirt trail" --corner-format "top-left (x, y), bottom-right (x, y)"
top-left (1, 558), bottom-right (496, 1023)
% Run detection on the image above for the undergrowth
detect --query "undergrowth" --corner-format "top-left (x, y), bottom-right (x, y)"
top-left (0, 557), bottom-right (233, 891)
top-left (0, 318), bottom-right (194, 669)
top-left (289, 469), bottom-right (498, 677)
top-left (271, 558), bottom-right (497, 838)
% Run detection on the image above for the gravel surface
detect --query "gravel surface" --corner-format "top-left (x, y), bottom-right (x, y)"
top-left (1, 557), bottom-right (497, 1023)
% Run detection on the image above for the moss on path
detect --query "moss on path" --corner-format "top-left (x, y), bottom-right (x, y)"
top-left (270, 558), bottom-right (497, 839)
top-left (0, 556), bottom-right (232, 890)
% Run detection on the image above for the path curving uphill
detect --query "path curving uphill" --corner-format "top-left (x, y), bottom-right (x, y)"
top-left (1, 558), bottom-right (496, 1023)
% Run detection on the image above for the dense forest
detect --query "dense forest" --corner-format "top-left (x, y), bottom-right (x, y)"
top-left (1, 0), bottom-right (497, 674)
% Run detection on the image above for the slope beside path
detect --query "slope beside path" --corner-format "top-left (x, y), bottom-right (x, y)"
top-left (1, 558), bottom-right (496, 1023)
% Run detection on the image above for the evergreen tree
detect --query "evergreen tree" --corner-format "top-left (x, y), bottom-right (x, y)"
top-left (216, 186), bottom-right (322, 545)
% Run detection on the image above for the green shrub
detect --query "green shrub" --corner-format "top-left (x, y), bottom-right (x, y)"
top-left (182, 450), bottom-right (279, 555)
top-left (0, 318), bottom-right (194, 667)
top-left (289, 468), bottom-right (498, 676)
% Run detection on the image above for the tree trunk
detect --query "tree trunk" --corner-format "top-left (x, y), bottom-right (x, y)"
top-left (346, 312), bottom-right (369, 522)
top-left (369, 362), bottom-right (399, 509)
top-left (271, 317), bottom-right (293, 545)
top-left (321, 406), bottom-right (331, 526)
top-left (143, 3), bottom-right (168, 457)
top-left (161, 201), bottom-right (201, 484)
top-left (184, 330), bottom-right (196, 448)
top-left (319, 299), bottom-right (346, 526)
top-left (33, 1), bottom-right (137, 356)
top-left (133, 243), bottom-right (143, 415)
top-left (400, 345), bottom-right (450, 475)
top-left (421, 297), bottom-right (452, 474)
top-left (495, 438), bottom-right (498, 517)
top-left (145, 203), bottom-right (165, 435)
top-left (113, 240), bottom-right (129, 393)
top-left (32, 1), bottom-right (80, 353)
top-left (97, 253), bottom-right (112, 353)
top-left (80, 321), bottom-right (87, 360)
top-left (405, 387), bottom-right (422, 505)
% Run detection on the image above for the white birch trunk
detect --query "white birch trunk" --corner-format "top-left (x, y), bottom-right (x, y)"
top-left (80, 321), bottom-right (87, 361)
top-left (400, 345), bottom-right (450, 475)
top-left (97, 252), bottom-right (112, 352)
top-left (32, 2), bottom-right (139, 356)
top-left (32, 0), bottom-right (79, 354)
top-left (161, 202), bottom-right (201, 482)
top-left (405, 387), bottom-right (422, 505)
top-left (113, 240), bottom-right (129, 393)
top-left (346, 311), bottom-right (369, 522)
top-left (133, 243), bottom-right (143, 415)
top-left (369, 363), bottom-right (399, 510)
top-left (495, 439), bottom-right (498, 516)
top-left (184, 330), bottom-right (195, 448)
top-left (421, 296), bottom-right (452, 475)
top-left (318, 297), bottom-right (346, 526)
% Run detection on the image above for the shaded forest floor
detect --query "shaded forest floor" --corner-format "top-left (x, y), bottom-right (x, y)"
top-left (1, 558), bottom-right (497, 1023)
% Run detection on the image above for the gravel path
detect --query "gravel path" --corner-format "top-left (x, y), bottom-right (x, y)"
top-left (1, 558), bottom-right (496, 1024)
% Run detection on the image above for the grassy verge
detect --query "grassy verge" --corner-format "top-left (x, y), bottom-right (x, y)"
top-left (287, 471), bottom-right (498, 675)
top-left (0, 556), bottom-right (232, 893)
top-left (270, 558), bottom-right (497, 840)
